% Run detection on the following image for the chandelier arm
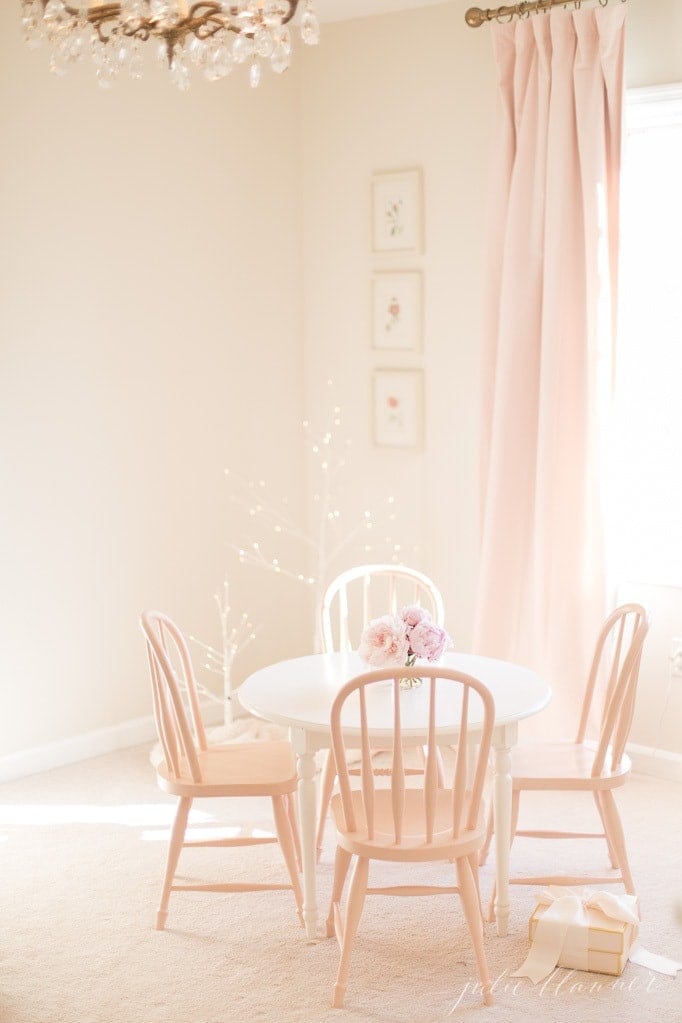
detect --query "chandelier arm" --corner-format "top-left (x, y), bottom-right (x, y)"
top-left (189, 2), bottom-right (221, 10)
top-left (52, 1), bottom-right (301, 38)
top-left (59, 2), bottom-right (118, 16)
top-left (193, 19), bottom-right (227, 40)
top-left (274, 0), bottom-right (299, 27)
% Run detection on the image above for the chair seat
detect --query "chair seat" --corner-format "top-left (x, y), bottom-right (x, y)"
top-left (157, 740), bottom-right (298, 798)
top-left (511, 741), bottom-right (631, 790)
top-left (331, 788), bottom-right (484, 862)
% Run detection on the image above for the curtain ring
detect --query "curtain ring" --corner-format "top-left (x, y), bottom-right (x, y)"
top-left (495, 8), bottom-right (515, 23)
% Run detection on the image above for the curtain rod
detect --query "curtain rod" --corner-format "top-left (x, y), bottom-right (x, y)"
top-left (465, 0), bottom-right (625, 28)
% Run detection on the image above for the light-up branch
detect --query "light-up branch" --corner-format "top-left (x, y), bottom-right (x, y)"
top-left (189, 575), bottom-right (259, 727)
top-left (226, 392), bottom-right (406, 649)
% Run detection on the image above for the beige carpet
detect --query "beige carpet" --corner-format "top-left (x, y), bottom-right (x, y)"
top-left (1, 744), bottom-right (680, 1023)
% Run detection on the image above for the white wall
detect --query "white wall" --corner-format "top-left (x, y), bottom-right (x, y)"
top-left (0, 12), bottom-right (307, 757)
top-left (627, 0), bottom-right (682, 88)
top-left (300, 3), bottom-right (494, 648)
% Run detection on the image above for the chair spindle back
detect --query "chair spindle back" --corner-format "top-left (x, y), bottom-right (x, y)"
top-left (331, 667), bottom-right (494, 846)
top-left (574, 604), bottom-right (650, 776)
top-left (140, 610), bottom-right (208, 784)
top-left (321, 565), bottom-right (445, 654)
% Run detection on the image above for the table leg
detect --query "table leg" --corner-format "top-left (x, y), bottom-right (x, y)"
top-left (292, 731), bottom-right (319, 942)
top-left (492, 725), bottom-right (515, 937)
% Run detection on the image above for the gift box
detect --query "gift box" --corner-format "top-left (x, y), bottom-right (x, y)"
top-left (529, 893), bottom-right (639, 976)
top-left (513, 886), bottom-right (640, 983)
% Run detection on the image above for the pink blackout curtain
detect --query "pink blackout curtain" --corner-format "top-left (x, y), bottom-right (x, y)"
top-left (473, 6), bottom-right (625, 735)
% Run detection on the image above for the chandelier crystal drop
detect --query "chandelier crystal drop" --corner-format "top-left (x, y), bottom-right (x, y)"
top-left (21, 0), bottom-right (320, 89)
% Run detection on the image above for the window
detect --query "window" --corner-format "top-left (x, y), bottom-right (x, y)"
top-left (608, 84), bottom-right (682, 588)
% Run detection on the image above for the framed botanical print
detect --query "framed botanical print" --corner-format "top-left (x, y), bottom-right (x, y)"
top-left (372, 271), bottom-right (422, 353)
top-left (371, 169), bottom-right (423, 253)
top-left (373, 369), bottom-right (424, 449)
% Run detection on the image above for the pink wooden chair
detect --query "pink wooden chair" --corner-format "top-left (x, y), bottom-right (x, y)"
top-left (316, 564), bottom-right (446, 858)
top-left (140, 610), bottom-right (303, 930)
top-left (326, 665), bottom-right (495, 1009)
top-left (480, 603), bottom-right (649, 911)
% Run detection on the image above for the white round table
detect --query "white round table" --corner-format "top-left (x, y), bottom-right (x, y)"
top-left (239, 650), bottom-right (551, 941)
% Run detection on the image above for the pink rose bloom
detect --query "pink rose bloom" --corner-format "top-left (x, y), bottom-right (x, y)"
top-left (401, 605), bottom-right (432, 629)
top-left (408, 620), bottom-right (451, 662)
top-left (358, 615), bottom-right (410, 667)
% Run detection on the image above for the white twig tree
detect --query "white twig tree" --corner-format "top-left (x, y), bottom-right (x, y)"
top-left (226, 393), bottom-right (403, 650)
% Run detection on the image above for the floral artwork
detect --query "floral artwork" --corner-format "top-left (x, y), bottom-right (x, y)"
top-left (358, 605), bottom-right (452, 689)
top-left (372, 272), bottom-right (422, 352)
top-left (373, 369), bottom-right (423, 448)
top-left (372, 169), bottom-right (422, 253)
top-left (385, 393), bottom-right (403, 430)
top-left (385, 197), bottom-right (404, 238)
top-left (385, 295), bottom-right (401, 333)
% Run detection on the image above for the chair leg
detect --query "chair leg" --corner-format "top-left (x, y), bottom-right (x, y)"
top-left (467, 852), bottom-right (484, 923)
top-left (479, 805), bottom-right (493, 867)
top-left (332, 856), bottom-right (369, 1009)
top-left (456, 856), bottom-right (493, 1006)
top-left (157, 795), bottom-right (191, 931)
top-left (599, 789), bottom-right (636, 897)
top-left (594, 790), bottom-right (619, 869)
top-left (326, 845), bottom-right (353, 938)
top-left (315, 750), bottom-right (337, 861)
top-left (485, 789), bottom-right (519, 923)
top-left (286, 791), bottom-right (302, 872)
top-left (485, 884), bottom-right (496, 923)
top-left (272, 796), bottom-right (305, 926)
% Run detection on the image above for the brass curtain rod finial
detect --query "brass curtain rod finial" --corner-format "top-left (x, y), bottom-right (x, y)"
top-left (465, 7), bottom-right (487, 27)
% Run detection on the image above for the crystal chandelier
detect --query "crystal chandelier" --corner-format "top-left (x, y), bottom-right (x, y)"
top-left (20, 1), bottom-right (320, 89)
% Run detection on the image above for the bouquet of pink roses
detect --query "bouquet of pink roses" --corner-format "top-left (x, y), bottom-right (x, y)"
top-left (358, 605), bottom-right (452, 689)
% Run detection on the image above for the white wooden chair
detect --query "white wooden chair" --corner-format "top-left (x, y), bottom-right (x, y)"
top-left (316, 564), bottom-right (446, 857)
top-left (140, 610), bottom-right (303, 930)
top-left (327, 665), bottom-right (495, 1008)
top-left (480, 603), bottom-right (649, 913)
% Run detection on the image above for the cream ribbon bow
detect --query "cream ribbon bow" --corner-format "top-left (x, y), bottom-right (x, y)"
top-left (512, 886), bottom-right (639, 985)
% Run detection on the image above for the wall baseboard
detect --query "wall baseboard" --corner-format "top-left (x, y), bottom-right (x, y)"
top-left (628, 742), bottom-right (682, 784)
top-left (0, 701), bottom-right (225, 785)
